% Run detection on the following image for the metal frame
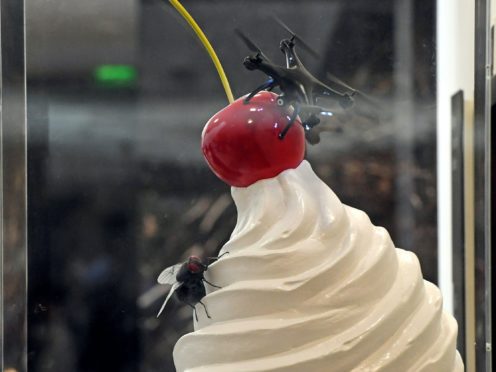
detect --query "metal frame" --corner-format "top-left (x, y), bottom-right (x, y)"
top-left (451, 90), bottom-right (466, 360)
top-left (392, 0), bottom-right (416, 260)
top-left (474, 0), bottom-right (492, 370)
top-left (0, 0), bottom-right (492, 371)
top-left (1, 0), bottom-right (28, 371)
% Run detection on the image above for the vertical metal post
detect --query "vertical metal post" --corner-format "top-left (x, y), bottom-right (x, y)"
top-left (1, 2), bottom-right (4, 368)
top-left (474, 0), bottom-right (492, 370)
top-left (0, 0), bottom-right (28, 370)
top-left (393, 0), bottom-right (416, 256)
top-left (451, 90), bottom-right (467, 360)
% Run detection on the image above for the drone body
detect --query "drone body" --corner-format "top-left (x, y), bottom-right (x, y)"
top-left (244, 40), bottom-right (353, 107)
top-left (237, 24), bottom-right (356, 143)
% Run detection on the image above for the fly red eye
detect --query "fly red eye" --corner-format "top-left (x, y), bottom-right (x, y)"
top-left (187, 262), bottom-right (202, 273)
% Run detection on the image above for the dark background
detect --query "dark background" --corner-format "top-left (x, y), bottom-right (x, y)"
top-left (25, 0), bottom-right (437, 371)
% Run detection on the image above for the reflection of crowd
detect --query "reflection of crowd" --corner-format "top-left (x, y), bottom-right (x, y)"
top-left (29, 192), bottom-right (141, 372)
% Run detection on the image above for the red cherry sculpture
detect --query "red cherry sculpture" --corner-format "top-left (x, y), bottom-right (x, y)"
top-left (201, 91), bottom-right (305, 187)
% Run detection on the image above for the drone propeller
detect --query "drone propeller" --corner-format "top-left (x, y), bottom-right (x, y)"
top-left (235, 29), bottom-right (272, 63)
top-left (325, 72), bottom-right (380, 106)
top-left (273, 16), bottom-right (320, 59)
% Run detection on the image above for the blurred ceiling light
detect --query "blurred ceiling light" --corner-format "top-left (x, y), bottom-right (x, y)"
top-left (93, 64), bottom-right (137, 87)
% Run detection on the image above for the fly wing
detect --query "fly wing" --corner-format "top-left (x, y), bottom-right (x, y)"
top-left (157, 263), bottom-right (183, 285)
top-left (157, 281), bottom-right (181, 317)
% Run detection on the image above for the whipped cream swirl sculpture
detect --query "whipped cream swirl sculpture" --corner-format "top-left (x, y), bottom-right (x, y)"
top-left (170, 92), bottom-right (463, 371)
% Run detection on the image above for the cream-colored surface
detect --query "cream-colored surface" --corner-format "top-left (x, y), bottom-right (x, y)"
top-left (174, 161), bottom-right (464, 371)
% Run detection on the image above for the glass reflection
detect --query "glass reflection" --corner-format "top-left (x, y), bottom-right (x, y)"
top-left (25, 1), bottom-right (437, 371)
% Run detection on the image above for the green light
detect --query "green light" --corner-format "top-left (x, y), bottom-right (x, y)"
top-left (94, 64), bottom-right (137, 87)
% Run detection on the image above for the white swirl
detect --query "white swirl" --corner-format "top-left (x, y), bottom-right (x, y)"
top-left (173, 161), bottom-right (464, 372)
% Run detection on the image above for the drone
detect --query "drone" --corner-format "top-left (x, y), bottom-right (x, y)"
top-left (236, 18), bottom-right (366, 143)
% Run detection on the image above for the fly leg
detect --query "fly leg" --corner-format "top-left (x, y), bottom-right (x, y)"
top-left (199, 301), bottom-right (211, 319)
top-left (279, 102), bottom-right (301, 139)
top-left (203, 278), bottom-right (221, 288)
top-left (186, 303), bottom-right (198, 322)
top-left (204, 252), bottom-right (228, 288)
top-left (216, 251), bottom-right (229, 259)
top-left (207, 251), bottom-right (229, 264)
top-left (244, 79), bottom-right (276, 103)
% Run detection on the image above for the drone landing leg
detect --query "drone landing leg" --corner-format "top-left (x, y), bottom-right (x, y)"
top-left (244, 79), bottom-right (275, 103)
top-left (303, 114), bottom-right (320, 130)
top-left (279, 103), bottom-right (301, 139)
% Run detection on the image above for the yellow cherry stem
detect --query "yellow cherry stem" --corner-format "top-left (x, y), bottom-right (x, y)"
top-left (168, 0), bottom-right (234, 104)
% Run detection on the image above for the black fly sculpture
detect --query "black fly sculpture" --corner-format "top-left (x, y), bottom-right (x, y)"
top-left (237, 18), bottom-right (370, 144)
top-left (157, 253), bottom-right (227, 321)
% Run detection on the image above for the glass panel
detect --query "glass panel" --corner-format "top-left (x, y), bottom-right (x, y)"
top-left (474, 0), bottom-right (492, 370)
top-left (24, 1), bottom-right (439, 369)
top-left (0, 0), bottom-right (483, 370)
top-left (1, 0), bottom-right (28, 371)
